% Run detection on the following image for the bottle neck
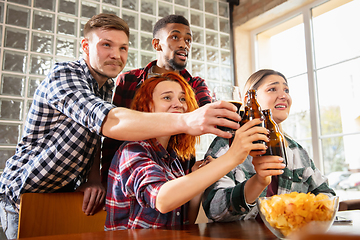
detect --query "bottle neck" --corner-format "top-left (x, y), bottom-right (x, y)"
top-left (246, 92), bottom-right (257, 105)
top-left (263, 110), bottom-right (280, 131)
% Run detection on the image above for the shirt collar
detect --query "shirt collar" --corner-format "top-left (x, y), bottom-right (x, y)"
top-left (104, 78), bottom-right (115, 91)
top-left (149, 139), bottom-right (177, 164)
top-left (140, 60), bottom-right (192, 82)
top-left (140, 60), bottom-right (158, 81)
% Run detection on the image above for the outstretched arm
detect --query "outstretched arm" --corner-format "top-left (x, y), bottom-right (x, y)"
top-left (155, 119), bottom-right (269, 214)
top-left (101, 101), bottom-right (241, 141)
top-left (187, 158), bottom-right (212, 224)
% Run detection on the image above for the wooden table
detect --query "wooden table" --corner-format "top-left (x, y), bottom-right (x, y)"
top-left (330, 210), bottom-right (360, 235)
top-left (18, 220), bottom-right (277, 240)
top-left (17, 210), bottom-right (360, 240)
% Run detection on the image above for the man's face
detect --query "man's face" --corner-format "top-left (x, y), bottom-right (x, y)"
top-left (82, 28), bottom-right (129, 85)
top-left (155, 23), bottom-right (192, 71)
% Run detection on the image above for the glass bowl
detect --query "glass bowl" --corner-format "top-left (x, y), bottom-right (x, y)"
top-left (257, 193), bottom-right (339, 239)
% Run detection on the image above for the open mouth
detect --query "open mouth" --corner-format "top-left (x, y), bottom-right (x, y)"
top-left (275, 104), bottom-right (287, 109)
top-left (176, 51), bottom-right (188, 61)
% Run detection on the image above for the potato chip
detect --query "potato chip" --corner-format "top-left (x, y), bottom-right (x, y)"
top-left (258, 192), bottom-right (337, 237)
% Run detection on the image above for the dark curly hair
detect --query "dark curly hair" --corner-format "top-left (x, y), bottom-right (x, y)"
top-left (153, 15), bottom-right (190, 38)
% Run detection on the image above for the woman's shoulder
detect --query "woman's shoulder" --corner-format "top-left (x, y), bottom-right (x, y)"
top-left (285, 134), bottom-right (304, 150)
top-left (205, 137), bottom-right (230, 158)
top-left (113, 140), bottom-right (158, 168)
top-left (284, 134), bottom-right (314, 167)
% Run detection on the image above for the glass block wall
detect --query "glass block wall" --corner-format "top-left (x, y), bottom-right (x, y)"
top-left (0, 0), bottom-right (233, 167)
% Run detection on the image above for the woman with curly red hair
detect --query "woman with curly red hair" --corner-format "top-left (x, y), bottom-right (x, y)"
top-left (105, 72), bottom-right (269, 230)
top-left (130, 72), bottom-right (199, 160)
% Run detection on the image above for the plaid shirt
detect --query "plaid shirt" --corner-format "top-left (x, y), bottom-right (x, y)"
top-left (101, 60), bottom-right (211, 182)
top-left (0, 58), bottom-right (115, 209)
top-left (202, 136), bottom-right (336, 222)
top-left (105, 139), bottom-right (185, 230)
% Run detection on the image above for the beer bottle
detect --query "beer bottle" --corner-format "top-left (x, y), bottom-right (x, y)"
top-left (239, 106), bottom-right (249, 126)
top-left (262, 109), bottom-right (288, 167)
top-left (246, 89), bottom-right (265, 144)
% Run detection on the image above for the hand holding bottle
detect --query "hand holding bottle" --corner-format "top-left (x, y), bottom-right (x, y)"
top-left (251, 155), bottom-right (286, 186)
top-left (212, 85), bottom-right (242, 145)
top-left (226, 118), bottom-right (269, 162)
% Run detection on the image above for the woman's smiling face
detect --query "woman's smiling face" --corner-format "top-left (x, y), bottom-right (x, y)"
top-left (149, 80), bottom-right (188, 114)
top-left (255, 74), bottom-right (292, 124)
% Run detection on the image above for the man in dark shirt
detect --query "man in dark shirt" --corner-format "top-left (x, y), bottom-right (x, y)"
top-left (102, 15), bottom-right (212, 182)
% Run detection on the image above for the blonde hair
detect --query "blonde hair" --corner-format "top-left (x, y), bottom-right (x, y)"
top-left (242, 69), bottom-right (287, 100)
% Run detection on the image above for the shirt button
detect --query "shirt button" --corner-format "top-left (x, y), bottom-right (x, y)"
top-left (241, 207), bottom-right (246, 212)
top-left (176, 212), bottom-right (180, 216)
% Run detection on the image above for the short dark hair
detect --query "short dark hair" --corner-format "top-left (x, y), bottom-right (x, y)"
top-left (84, 13), bottom-right (129, 38)
top-left (153, 15), bottom-right (190, 37)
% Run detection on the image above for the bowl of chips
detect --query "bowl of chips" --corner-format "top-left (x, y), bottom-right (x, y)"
top-left (257, 192), bottom-right (339, 239)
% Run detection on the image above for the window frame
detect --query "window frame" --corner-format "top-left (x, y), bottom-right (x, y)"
top-left (249, 0), bottom-right (358, 173)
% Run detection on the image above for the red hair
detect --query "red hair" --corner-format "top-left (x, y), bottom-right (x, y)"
top-left (131, 72), bottom-right (199, 159)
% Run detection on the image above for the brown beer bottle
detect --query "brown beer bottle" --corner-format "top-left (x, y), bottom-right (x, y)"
top-left (239, 106), bottom-right (249, 126)
top-left (246, 89), bottom-right (265, 144)
top-left (262, 109), bottom-right (288, 167)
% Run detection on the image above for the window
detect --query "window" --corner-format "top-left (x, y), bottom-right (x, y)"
top-left (252, 0), bottom-right (360, 200)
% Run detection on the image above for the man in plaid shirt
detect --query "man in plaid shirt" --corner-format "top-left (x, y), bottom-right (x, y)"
top-left (0, 13), bottom-right (241, 239)
top-left (101, 15), bottom-right (212, 184)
